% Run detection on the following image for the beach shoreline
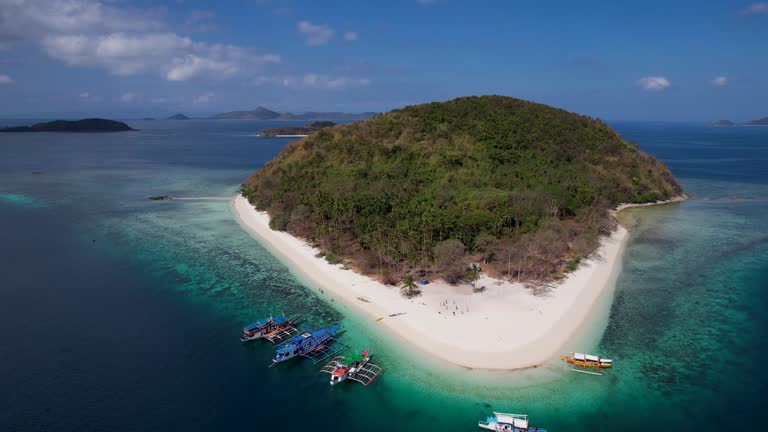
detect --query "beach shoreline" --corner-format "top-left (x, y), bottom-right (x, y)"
top-left (231, 194), bottom-right (682, 370)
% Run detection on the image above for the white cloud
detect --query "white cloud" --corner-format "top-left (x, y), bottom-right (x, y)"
top-left (250, 74), bottom-right (371, 90)
top-left (120, 92), bottom-right (136, 103)
top-left (0, 0), bottom-right (162, 47)
top-left (343, 31), bottom-right (358, 41)
top-left (637, 76), bottom-right (671, 91)
top-left (1, 1), bottom-right (279, 81)
top-left (79, 92), bottom-right (89, 98)
top-left (709, 76), bottom-right (728, 87)
top-left (739, 3), bottom-right (768, 15)
top-left (42, 32), bottom-right (280, 80)
top-left (297, 20), bottom-right (334, 46)
top-left (193, 91), bottom-right (214, 104)
top-left (0, 73), bottom-right (13, 84)
top-left (282, 74), bottom-right (370, 90)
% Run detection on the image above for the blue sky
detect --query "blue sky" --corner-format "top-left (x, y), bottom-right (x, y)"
top-left (0, 0), bottom-right (766, 120)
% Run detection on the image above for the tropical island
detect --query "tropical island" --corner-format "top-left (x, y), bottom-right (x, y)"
top-left (710, 120), bottom-right (734, 126)
top-left (167, 113), bottom-right (190, 120)
top-left (745, 117), bottom-right (768, 126)
top-left (0, 118), bottom-right (135, 132)
top-left (260, 121), bottom-right (336, 137)
top-left (211, 105), bottom-right (375, 121)
top-left (233, 95), bottom-right (683, 369)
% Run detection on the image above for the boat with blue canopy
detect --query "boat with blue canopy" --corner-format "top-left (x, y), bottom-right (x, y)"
top-left (272, 324), bottom-right (346, 365)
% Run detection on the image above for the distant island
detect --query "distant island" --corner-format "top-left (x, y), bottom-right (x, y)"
top-left (261, 121), bottom-right (336, 137)
top-left (211, 105), bottom-right (376, 121)
top-left (143, 117), bottom-right (155, 121)
top-left (710, 120), bottom-right (734, 126)
top-left (745, 117), bottom-right (768, 126)
top-left (167, 113), bottom-right (190, 120)
top-left (0, 118), bottom-right (135, 133)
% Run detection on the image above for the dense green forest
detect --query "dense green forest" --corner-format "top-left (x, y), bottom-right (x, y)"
top-left (261, 121), bottom-right (335, 137)
top-left (242, 96), bottom-right (682, 287)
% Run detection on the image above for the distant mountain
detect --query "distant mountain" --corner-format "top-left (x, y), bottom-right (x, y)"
top-left (167, 113), bottom-right (190, 120)
top-left (710, 120), bottom-right (734, 126)
top-left (261, 121), bottom-right (336, 137)
top-left (143, 117), bottom-right (155, 121)
top-left (211, 106), bottom-right (281, 120)
top-left (745, 117), bottom-right (768, 126)
top-left (0, 118), bottom-right (135, 132)
top-left (210, 105), bottom-right (376, 121)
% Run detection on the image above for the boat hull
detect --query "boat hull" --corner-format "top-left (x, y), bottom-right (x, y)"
top-left (562, 356), bottom-right (612, 368)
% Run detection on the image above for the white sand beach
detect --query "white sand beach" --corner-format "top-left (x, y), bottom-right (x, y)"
top-left (231, 195), bottom-right (649, 370)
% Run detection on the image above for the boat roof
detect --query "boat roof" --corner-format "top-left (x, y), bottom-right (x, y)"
top-left (495, 413), bottom-right (528, 428)
top-left (244, 315), bottom-right (286, 331)
top-left (574, 353), bottom-right (611, 362)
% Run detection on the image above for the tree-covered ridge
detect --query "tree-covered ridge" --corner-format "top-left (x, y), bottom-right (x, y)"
top-left (261, 121), bottom-right (336, 137)
top-left (242, 96), bottom-right (682, 285)
top-left (0, 118), bottom-right (135, 132)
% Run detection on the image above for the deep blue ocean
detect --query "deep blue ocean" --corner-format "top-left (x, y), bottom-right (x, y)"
top-left (1, 119), bottom-right (766, 431)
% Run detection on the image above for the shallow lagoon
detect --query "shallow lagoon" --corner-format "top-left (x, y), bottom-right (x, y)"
top-left (1, 120), bottom-right (765, 431)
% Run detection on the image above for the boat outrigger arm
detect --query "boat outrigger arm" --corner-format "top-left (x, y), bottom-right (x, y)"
top-left (478, 412), bottom-right (547, 432)
top-left (319, 349), bottom-right (383, 386)
top-left (561, 352), bottom-right (613, 376)
top-left (241, 314), bottom-right (300, 343)
top-left (271, 324), bottom-right (347, 366)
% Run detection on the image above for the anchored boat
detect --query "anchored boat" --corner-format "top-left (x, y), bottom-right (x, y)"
top-left (319, 349), bottom-right (383, 386)
top-left (478, 413), bottom-right (547, 432)
top-left (240, 314), bottom-right (299, 342)
top-left (561, 352), bottom-right (612, 375)
top-left (272, 324), bottom-right (346, 365)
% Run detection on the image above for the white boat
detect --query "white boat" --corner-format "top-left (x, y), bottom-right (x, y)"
top-left (478, 412), bottom-right (547, 432)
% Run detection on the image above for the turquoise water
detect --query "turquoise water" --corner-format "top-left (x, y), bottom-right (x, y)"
top-left (1, 120), bottom-right (766, 431)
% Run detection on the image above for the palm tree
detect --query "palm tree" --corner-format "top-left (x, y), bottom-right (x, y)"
top-left (401, 274), bottom-right (419, 298)
top-left (467, 264), bottom-right (481, 291)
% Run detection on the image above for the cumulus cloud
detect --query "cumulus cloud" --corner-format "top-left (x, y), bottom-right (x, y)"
top-left (0, 73), bottom-right (13, 84)
top-left (0, 0), bottom-right (162, 47)
top-left (709, 76), bottom-right (728, 87)
top-left (41, 32), bottom-right (280, 80)
top-left (637, 76), bottom-right (671, 91)
top-left (739, 3), bottom-right (768, 15)
top-left (1, 0), bottom-right (279, 81)
top-left (120, 92), bottom-right (136, 103)
top-left (297, 21), bottom-right (335, 46)
top-left (343, 31), bottom-right (358, 41)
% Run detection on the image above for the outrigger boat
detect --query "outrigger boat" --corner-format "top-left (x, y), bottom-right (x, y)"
top-left (319, 349), bottom-right (383, 386)
top-left (561, 352), bottom-right (612, 376)
top-left (272, 324), bottom-right (346, 365)
top-left (240, 314), bottom-right (300, 343)
top-left (478, 413), bottom-right (547, 432)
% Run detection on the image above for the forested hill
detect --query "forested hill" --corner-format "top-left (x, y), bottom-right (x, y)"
top-left (242, 96), bottom-right (682, 285)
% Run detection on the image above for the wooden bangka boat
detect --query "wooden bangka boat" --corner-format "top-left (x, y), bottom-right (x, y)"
top-left (240, 314), bottom-right (299, 342)
top-left (478, 413), bottom-right (547, 432)
top-left (319, 349), bottom-right (383, 386)
top-left (271, 324), bottom-right (346, 365)
top-left (561, 352), bottom-right (612, 375)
